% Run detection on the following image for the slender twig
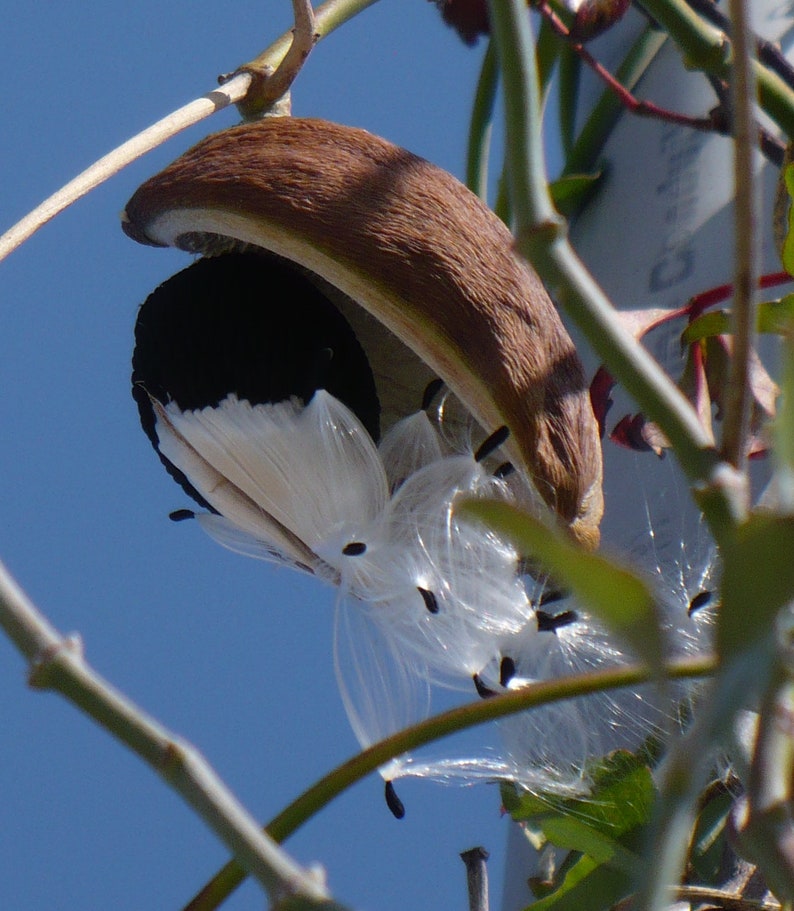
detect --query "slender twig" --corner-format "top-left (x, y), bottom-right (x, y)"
top-left (705, 74), bottom-right (785, 167)
top-left (537, 0), bottom-right (717, 133)
top-left (719, 0), bottom-right (759, 488)
top-left (676, 884), bottom-right (781, 910)
top-left (488, 0), bottom-right (742, 540)
top-left (183, 654), bottom-right (716, 911)
top-left (236, 0), bottom-right (318, 119)
top-left (0, 73), bottom-right (251, 266)
top-left (461, 847), bottom-right (490, 911)
top-left (0, 0), bottom-right (380, 267)
top-left (0, 560), bottom-right (332, 905)
top-left (562, 24), bottom-right (667, 176)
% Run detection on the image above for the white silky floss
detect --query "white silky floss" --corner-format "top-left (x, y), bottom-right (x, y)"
top-left (153, 385), bottom-right (552, 778)
top-left (153, 361), bottom-right (715, 796)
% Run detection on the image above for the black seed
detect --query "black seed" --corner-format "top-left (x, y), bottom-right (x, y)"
top-left (417, 587), bottom-right (439, 614)
top-left (342, 542), bottom-right (367, 557)
top-left (169, 509), bottom-right (195, 522)
top-left (537, 609), bottom-right (579, 632)
top-left (688, 590), bottom-right (713, 615)
top-left (499, 656), bottom-right (516, 687)
top-left (473, 674), bottom-right (497, 699)
top-left (494, 461), bottom-right (515, 479)
top-left (538, 588), bottom-right (565, 607)
top-left (474, 425), bottom-right (510, 463)
top-left (385, 781), bottom-right (405, 819)
top-left (422, 377), bottom-right (444, 411)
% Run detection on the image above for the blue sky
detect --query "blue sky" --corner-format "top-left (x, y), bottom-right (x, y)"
top-left (0, 4), bottom-right (528, 910)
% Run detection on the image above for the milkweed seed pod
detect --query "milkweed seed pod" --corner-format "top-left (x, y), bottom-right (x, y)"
top-left (124, 118), bottom-right (606, 795)
top-left (123, 117), bottom-right (603, 548)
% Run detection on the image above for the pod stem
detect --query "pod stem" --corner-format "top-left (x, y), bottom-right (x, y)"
top-left (0, 0), bottom-right (380, 266)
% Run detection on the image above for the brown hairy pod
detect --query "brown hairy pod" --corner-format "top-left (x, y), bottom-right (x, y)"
top-left (122, 117), bottom-right (603, 547)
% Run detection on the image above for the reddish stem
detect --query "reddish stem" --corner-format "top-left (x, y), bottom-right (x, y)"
top-left (535, 0), bottom-right (716, 132)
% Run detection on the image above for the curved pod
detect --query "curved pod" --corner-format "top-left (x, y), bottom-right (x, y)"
top-left (122, 117), bottom-right (603, 546)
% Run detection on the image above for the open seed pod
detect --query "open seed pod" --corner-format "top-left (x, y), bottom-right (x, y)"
top-left (122, 117), bottom-right (603, 547)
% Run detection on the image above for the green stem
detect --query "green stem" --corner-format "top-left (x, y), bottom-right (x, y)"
top-left (240, 0), bottom-right (381, 117)
top-left (638, 0), bottom-right (794, 140)
top-left (245, 0), bottom-right (380, 72)
top-left (183, 655), bottom-right (716, 911)
top-left (466, 40), bottom-right (499, 202)
top-left (720, 0), bottom-right (758, 488)
top-left (488, 0), bottom-right (740, 542)
top-left (563, 25), bottom-right (668, 177)
top-left (490, 0), bottom-right (563, 235)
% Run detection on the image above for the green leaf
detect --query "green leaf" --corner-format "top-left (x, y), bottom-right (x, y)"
top-left (687, 782), bottom-right (733, 883)
top-left (536, 14), bottom-right (561, 94)
top-left (681, 297), bottom-right (794, 344)
top-left (718, 511), bottom-right (794, 661)
top-left (466, 39), bottom-right (499, 202)
top-left (526, 853), bottom-right (632, 911)
top-left (558, 44), bottom-right (581, 159)
top-left (507, 753), bottom-right (655, 911)
top-left (562, 25), bottom-right (666, 177)
top-left (539, 817), bottom-right (639, 872)
top-left (458, 499), bottom-right (663, 671)
top-left (550, 172), bottom-right (603, 217)
top-left (507, 751), bottom-right (655, 835)
top-left (681, 310), bottom-right (730, 344)
top-left (759, 295), bottom-right (794, 334)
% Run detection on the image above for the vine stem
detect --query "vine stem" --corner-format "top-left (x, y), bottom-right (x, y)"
top-left (638, 0), bottom-right (794, 140)
top-left (0, 559), bottom-right (335, 906)
top-left (720, 0), bottom-right (759, 487)
top-left (487, 0), bottom-right (744, 541)
top-left (466, 39), bottom-right (499, 201)
top-left (0, 73), bottom-right (251, 266)
top-left (0, 0), bottom-right (380, 267)
top-left (183, 653), bottom-right (716, 911)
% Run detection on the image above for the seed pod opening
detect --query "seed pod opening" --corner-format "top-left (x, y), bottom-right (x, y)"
top-left (122, 117), bottom-right (603, 546)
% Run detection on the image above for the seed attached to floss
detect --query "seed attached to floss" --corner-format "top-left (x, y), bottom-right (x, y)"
top-left (342, 542), bottom-right (368, 557)
top-left (417, 587), bottom-right (440, 614)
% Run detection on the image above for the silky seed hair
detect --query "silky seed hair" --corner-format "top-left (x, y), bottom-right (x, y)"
top-left (132, 251), bottom-right (715, 799)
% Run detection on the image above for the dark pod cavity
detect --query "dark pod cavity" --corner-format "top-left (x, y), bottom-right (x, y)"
top-left (132, 252), bottom-right (381, 507)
